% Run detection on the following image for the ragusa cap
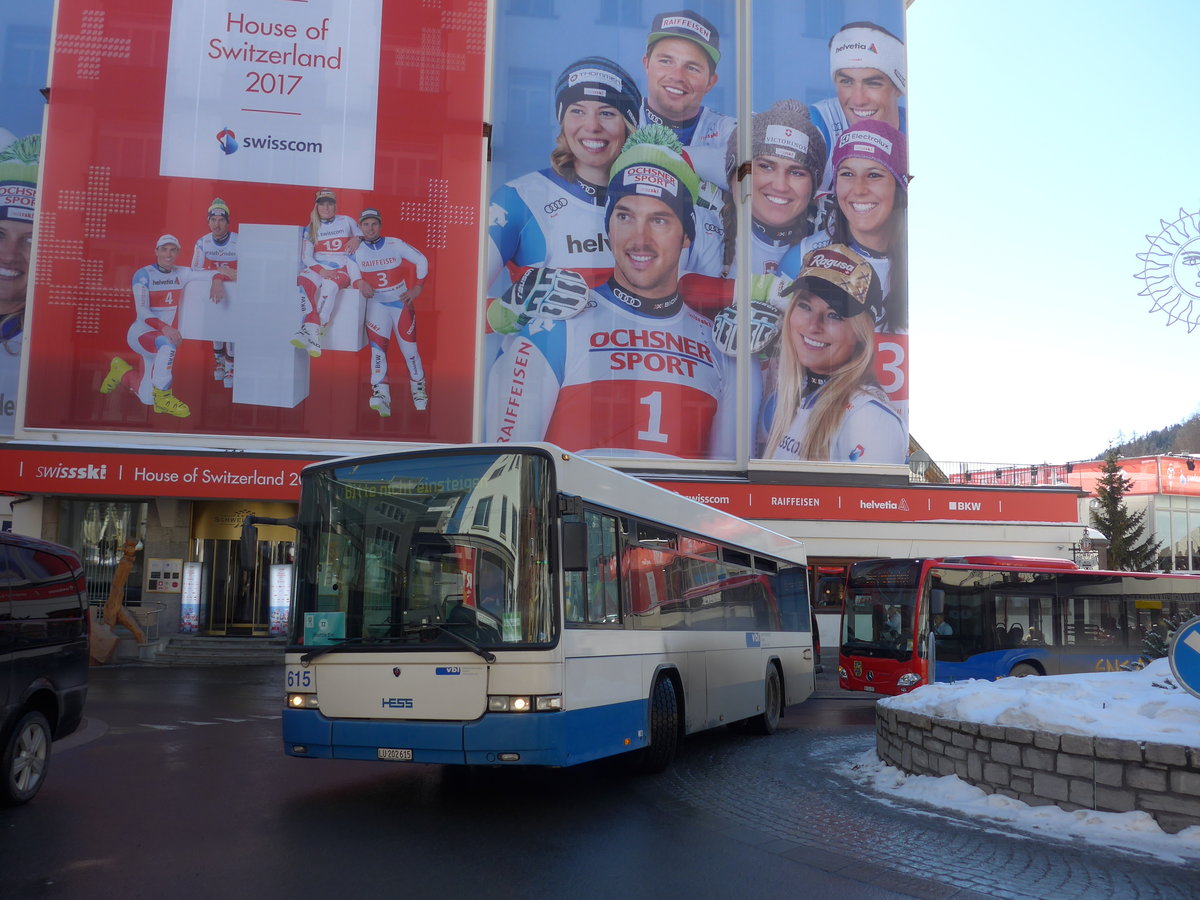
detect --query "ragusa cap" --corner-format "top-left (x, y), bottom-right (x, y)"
top-left (787, 244), bottom-right (881, 319)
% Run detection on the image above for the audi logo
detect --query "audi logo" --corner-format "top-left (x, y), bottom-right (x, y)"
top-left (544, 198), bottom-right (568, 214)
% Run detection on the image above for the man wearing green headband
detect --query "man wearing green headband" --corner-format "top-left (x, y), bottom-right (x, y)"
top-left (484, 127), bottom-right (745, 460)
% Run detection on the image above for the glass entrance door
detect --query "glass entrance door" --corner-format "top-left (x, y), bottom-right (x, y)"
top-left (194, 538), bottom-right (293, 635)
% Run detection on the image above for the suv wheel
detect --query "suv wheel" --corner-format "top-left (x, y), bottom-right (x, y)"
top-left (2, 710), bottom-right (52, 805)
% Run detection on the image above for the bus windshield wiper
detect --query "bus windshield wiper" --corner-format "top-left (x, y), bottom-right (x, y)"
top-left (298, 626), bottom-right (497, 665)
top-left (417, 623), bottom-right (497, 664)
top-left (299, 635), bottom-right (407, 663)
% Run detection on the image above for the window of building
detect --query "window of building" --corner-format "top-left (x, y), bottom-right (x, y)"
top-left (506, 67), bottom-right (552, 132)
top-left (2, 25), bottom-right (51, 85)
top-left (56, 500), bottom-right (149, 609)
top-left (595, 0), bottom-right (642, 27)
top-left (507, 0), bottom-right (555, 18)
top-left (803, 1), bottom-right (847, 40)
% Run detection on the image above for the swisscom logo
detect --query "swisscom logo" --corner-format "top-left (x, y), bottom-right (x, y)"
top-left (216, 127), bottom-right (238, 155)
top-left (214, 126), bottom-right (322, 157)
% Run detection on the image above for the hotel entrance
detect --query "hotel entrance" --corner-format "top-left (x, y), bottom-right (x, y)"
top-left (191, 501), bottom-right (297, 636)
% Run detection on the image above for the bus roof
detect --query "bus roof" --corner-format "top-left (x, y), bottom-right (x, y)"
top-left (305, 443), bottom-right (808, 566)
top-left (940, 556), bottom-right (1080, 570)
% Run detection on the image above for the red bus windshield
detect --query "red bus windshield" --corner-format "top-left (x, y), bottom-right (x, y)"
top-left (842, 559), bottom-right (922, 661)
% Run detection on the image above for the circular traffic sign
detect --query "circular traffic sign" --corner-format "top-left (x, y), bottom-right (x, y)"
top-left (1168, 615), bottom-right (1200, 700)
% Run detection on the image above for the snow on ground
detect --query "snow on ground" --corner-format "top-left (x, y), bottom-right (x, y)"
top-left (838, 659), bottom-right (1200, 863)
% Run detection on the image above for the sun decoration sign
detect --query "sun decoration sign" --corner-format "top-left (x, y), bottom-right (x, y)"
top-left (1135, 208), bottom-right (1200, 332)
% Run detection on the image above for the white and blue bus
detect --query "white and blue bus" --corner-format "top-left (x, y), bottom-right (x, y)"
top-left (275, 444), bottom-right (814, 770)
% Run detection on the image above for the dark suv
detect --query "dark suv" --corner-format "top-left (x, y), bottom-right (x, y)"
top-left (0, 532), bottom-right (89, 805)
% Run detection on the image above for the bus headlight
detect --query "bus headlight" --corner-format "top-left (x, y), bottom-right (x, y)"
top-left (837, 665), bottom-right (847, 679)
top-left (896, 673), bottom-right (922, 688)
top-left (488, 694), bottom-right (562, 712)
top-left (288, 693), bottom-right (320, 709)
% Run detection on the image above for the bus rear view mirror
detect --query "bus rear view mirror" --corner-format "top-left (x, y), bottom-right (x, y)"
top-left (930, 588), bottom-right (945, 615)
top-left (561, 521), bottom-right (588, 572)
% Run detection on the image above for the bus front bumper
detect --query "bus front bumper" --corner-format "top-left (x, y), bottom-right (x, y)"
top-left (282, 699), bottom-right (646, 767)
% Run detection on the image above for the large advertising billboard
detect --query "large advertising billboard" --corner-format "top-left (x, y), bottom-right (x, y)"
top-left (22, 1), bottom-right (908, 468)
top-left (481, 1), bottom-right (908, 464)
top-left (24, 0), bottom-right (486, 442)
top-left (0, 4), bottom-right (52, 437)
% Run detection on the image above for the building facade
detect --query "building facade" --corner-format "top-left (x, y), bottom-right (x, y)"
top-left (1, 1), bottom-right (1096, 656)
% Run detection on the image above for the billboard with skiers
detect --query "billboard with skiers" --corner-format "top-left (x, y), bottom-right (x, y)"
top-left (20, 0), bottom-right (908, 469)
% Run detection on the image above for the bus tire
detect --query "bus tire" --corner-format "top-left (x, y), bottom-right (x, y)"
top-left (749, 665), bottom-right (782, 735)
top-left (1009, 663), bottom-right (1041, 678)
top-left (632, 676), bottom-right (679, 774)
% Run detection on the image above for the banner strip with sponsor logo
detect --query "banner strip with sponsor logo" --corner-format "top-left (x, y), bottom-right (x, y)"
top-left (0, 446), bottom-right (1080, 522)
top-left (652, 481), bottom-right (1080, 523)
top-left (0, 448), bottom-right (322, 501)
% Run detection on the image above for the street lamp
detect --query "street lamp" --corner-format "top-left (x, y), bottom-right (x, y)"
top-left (1072, 530), bottom-right (1100, 570)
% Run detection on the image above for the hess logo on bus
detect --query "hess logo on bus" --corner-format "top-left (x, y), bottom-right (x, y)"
top-left (382, 698), bottom-right (414, 708)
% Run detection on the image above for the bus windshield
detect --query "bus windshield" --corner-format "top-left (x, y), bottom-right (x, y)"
top-left (842, 559), bottom-right (920, 660)
top-left (289, 451), bottom-right (555, 650)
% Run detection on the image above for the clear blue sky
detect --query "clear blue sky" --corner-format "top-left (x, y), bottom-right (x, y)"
top-left (906, 0), bottom-right (1200, 465)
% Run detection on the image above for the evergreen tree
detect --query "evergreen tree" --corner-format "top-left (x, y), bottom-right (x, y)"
top-left (1090, 450), bottom-right (1162, 571)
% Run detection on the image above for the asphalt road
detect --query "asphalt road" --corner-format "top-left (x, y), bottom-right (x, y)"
top-left (1, 663), bottom-right (1197, 899)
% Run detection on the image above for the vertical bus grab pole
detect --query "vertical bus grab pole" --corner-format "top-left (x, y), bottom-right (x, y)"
top-left (926, 631), bottom-right (937, 686)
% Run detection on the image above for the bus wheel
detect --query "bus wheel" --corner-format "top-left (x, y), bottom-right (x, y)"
top-left (632, 676), bottom-right (679, 774)
top-left (749, 665), bottom-right (782, 735)
top-left (1009, 663), bottom-right (1040, 678)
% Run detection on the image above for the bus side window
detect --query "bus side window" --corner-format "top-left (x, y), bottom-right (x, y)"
top-left (770, 565), bottom-right (809, 632)
top-left (566, 511), bottom-right (621, 627)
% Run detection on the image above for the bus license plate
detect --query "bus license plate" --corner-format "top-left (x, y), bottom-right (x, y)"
top-left (377, 748), bottom-right (413, 761)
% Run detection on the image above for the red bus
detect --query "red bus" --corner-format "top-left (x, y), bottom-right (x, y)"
top-left (838, 556), bottom-right (1200, 695)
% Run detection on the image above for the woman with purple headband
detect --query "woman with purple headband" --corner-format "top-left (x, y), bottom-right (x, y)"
top-left (779, 118), bottom-right (908, 334)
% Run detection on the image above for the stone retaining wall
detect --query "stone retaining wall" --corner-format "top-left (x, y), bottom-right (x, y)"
top-left (875, 705), bottom-right (1200, 834)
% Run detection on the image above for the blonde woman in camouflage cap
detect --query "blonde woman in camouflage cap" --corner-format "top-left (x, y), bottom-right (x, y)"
top-left (719, 99), bottom-right (825, 278)
top-left (761, 244), bottom-right (904, 463)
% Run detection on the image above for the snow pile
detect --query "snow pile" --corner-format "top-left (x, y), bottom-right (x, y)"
top-left (879, 658), bottom-right (1200, 744)
top-left (841, 660), bottom-right (1200, 861)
